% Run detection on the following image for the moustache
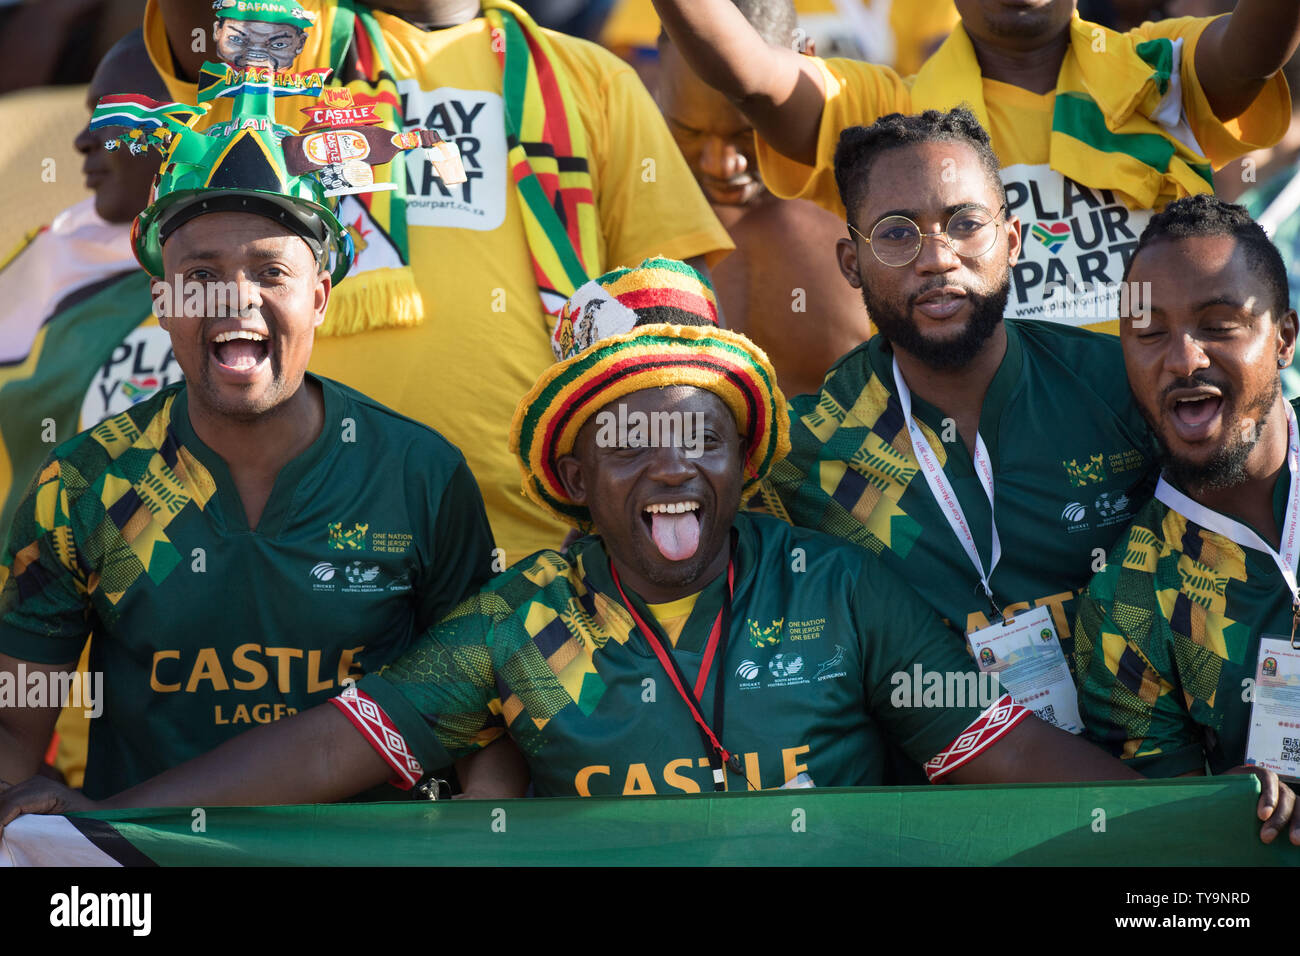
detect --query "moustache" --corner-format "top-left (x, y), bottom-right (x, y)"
top-left (1159, 375), bottom-right (1231, 405)
top-left (905, 281), bottom-right (977, 309)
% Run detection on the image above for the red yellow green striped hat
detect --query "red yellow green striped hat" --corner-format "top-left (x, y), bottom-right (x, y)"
top-left (511, 257), bottom-right (789, 529)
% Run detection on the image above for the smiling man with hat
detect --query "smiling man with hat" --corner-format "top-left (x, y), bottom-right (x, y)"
top-left (0, 53), bottom-right (496, 799)
top-left (4, 259), bottom-right (1238, 828)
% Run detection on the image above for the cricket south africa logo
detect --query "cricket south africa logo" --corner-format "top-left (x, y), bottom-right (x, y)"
top-left (736, 660), bottom-right (761, 681)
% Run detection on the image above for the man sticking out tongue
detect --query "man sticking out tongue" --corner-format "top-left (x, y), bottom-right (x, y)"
top-left (2, 260), bottom-right (1294, 849)
top-left (650, 503), bottom-right (701, 563)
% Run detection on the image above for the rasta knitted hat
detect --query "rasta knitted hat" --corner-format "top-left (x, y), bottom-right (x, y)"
top-left (510, 257), bottom-right (790, 529)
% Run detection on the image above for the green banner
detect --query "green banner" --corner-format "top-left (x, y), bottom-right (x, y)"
top-left (67, 776), bottom-right (1298, 866)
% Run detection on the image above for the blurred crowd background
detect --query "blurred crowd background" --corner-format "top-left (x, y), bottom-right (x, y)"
top-left (3, 0), bottom-right (1276, 257)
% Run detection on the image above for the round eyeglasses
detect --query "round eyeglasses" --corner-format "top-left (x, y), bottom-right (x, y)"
top-left (848, 204), bottom-right (1008, 267)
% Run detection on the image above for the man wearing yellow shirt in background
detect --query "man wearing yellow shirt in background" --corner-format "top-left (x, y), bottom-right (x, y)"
top-left (146, 0), bottom-right (732, 563)
top-left (654, 0), bottom-right (1294, 332)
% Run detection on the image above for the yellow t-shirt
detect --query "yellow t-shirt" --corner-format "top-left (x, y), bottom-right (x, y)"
top-left (645, 591), bottom-right (700, 647)
top-left (890, 0), bottom-right (960, 77)
top-left (143, 1), bottom-right (732, 562)
top-left (757, 15), bottom-right (1290, 333)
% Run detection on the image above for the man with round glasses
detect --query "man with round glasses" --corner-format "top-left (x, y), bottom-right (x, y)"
top-left (850, 203), bottom-right (1009, 268)
top-left (760, 108), bottom-right (1158, 777)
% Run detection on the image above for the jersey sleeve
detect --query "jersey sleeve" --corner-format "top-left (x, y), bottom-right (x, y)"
top-left (853, 557), bottom-right (1024, 774)
top-left (754, 56), bottom-right (911, 219)
top-left (584, 50), bottom-right (734, 270)
top-left (412, 459), bottom-right (497, 633)
top-left (1132, 14), bottom-right (1290, 170)
top-left (1072, 558), bottom-right (1206, 777)
top-left (353, 590), bottom-right (507, 775)
top-left (0, 457), bottom-right (91, 664)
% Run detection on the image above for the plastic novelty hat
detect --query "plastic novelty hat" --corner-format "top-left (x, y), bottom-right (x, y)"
top-left (88, 0), bottom-right (464, 283)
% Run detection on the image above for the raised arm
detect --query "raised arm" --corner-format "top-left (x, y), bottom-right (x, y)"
top-left (1195, 0), bottom-right (1300, 121)
top-left (651, 0), bottom-right (827, 166)
top-left (156, 0), bottom-right (219, 83)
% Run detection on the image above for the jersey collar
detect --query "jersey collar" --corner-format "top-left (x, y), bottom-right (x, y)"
top-left (169, 372), bottom-right (342, 536)
top-left (578, 513), bottom-right (759, 656)
top-left (866, 319), bottom-right (1024, 468)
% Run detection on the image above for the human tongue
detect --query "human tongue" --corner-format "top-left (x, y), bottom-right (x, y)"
top-left (650, 510), bottom-right (701, 562)
top-left (215, 339), bottom-right (266, 370)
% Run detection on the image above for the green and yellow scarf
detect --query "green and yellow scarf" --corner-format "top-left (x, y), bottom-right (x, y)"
top-left (323, 0), bottom-right (599, 335)
top-left (909, 13), bottom-right (1217, 211)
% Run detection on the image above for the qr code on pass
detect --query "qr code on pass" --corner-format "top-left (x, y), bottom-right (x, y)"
top-left (1034, 704), bottom-right (1058, 726)
top-left (1282, 737), bottom-right (1300, 762)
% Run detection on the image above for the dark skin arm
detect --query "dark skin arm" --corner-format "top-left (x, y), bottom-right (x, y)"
top-left (0, 653), bottom-right (75, 785)
top-left (455, 733), bottom-right (530, 799)
top-left (651, 0), bottom-right (826, 166)
top-left (0, 701), bottom-right (529, 838)
top-left (1194, 1), bottom-right (1300, 121)
top-left (946, 715), bottom-right (1300, 845)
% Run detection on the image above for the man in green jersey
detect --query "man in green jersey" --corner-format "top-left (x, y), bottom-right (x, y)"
top-left (0, 48), bottom-right (496, 799)
top-left (1075, 195), bottom-right (1300, 782)
top-left (760, 108), bottom-right (1157, 666)
top-left (3, 260), bottom-right (1295, 846)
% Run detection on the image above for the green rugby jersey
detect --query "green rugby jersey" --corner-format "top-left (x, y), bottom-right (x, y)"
top-left (350, 512), bottom-right (1025, 797)
top-left (761, 318), bottom-right (1158, 657)
top-left (0, 374), bottom-right (495, 799)
top-left (1074, 407), bottom-right (1300, 776)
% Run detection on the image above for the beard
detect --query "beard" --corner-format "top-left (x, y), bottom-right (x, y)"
top-left (1144, 374), bottom-right (1281, 494)
top-left (978, 0), bottom-right (1068, 39)
top-left (859, 273), bottom-right (1010, 371)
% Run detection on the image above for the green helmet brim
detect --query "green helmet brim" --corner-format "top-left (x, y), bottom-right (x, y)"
top-left (134, 187), bottom-right (352, 285)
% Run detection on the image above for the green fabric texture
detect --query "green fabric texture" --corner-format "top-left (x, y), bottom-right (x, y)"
top-left (0, 374), bottom-right (495, 799)
top-left (66, 775), bottom-right (1295, 866)
top-left (1074, 405), bottom-right (1300, 776)
top-left (362, 512), bottom-right (990, 797)
top-left (762, 319), bottom-right (1158, 654)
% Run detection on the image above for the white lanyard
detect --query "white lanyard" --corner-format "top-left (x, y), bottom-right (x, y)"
top-left (1154, 401), bottom-right (1300, 646)
top-left (893, 356), bottom-right (1001, 615)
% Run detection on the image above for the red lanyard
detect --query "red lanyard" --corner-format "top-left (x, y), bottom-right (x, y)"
top-left (611, 550), bottom-right (741, 791)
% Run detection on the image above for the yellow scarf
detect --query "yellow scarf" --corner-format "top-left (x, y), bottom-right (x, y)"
top-left (909, 14), bottom-right (1216, 210)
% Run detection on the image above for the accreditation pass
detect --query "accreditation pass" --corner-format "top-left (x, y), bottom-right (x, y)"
top-left (1245, 636), bottom-right (1300, 779)
top-left (967, 604), bottom-right (1082, 733)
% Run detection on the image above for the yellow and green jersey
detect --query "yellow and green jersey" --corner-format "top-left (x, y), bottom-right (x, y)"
top-left (347, 511), bottom-right (1022, 797)
top-left (1074, 410), bottom-right (1300, 776)
top-left (0, 374), bottom-right (495, 799)
top-left (761, 319), bottom-right (1157, 657)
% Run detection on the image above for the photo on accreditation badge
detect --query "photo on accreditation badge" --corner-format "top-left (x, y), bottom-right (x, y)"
top-left (0, 0), bottom-right (1297, 939)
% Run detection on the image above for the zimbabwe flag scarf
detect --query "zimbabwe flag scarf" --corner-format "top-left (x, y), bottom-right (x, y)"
top-left (908, 12), bottom-right (1218, 212)
top-left (323, 0), bottom-right (598, 335)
